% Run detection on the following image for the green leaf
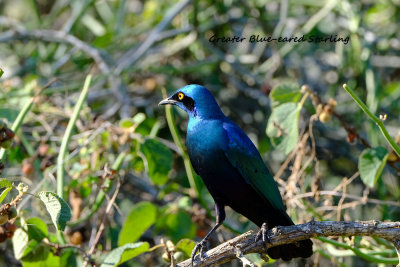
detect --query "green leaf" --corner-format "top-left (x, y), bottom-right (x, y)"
top-left (118, 202), bottom-right (157, 246)
top-left (266, 103), bottom-right (301, 155)
top-left (0, 108), bottom-right (20, 123)
top-left (120, 118), bottom-right (134, 128)
top-left (270, 82), bottom-right (302, 108)
top-left (164, 209), bottom-right (196, 243)
top-left (26, 217), bottom-right (48, 242)
top-left (359, 147), bottom-right (388, 187)
top-left (22, 250), bottom-right (60, 267)
top-left (176, 239), bottom-right (196, 259)
top-left (12, 228), bottom-right (29, 259)
top-left (0, 178), bottom-right (12, 188)
top-left (101, 242), bottom-right (149, 267)
top-left (0, 186), bottom-right (12, 204)
top-left (38, 192), bottom-right (72, 231)
top-left (0, 68), bottom-right (3, 78)
top-left (140, 138), bottom-right (172, 185)
top-left (21, 243), bottom-right (49, 262)
top-left (120, 113), bottom-right (146, 129)
top-left (0, 179), bottom-right (12, 204)
top-left (132, 113), bottom-right (146, 126)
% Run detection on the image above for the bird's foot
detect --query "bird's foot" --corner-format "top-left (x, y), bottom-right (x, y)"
top-left (255, 222), bottom-right (270, 253)
top-left (191, 239), bottom-right (208, 266)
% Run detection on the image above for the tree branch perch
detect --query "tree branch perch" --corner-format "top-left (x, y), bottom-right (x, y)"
top-left (177, 220), bottom-right (400, 267)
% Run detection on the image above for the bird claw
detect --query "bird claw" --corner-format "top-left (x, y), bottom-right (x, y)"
top-left (255, 222), bottom-right (270, 253)
top-left (191, 239), bottom-right (208, 266)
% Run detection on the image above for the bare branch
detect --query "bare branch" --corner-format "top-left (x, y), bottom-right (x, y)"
top-left (177, 220), bottom-right (400, 267)
top-left (0, 29), bottom-right (112, 74)
top-left (83, 165), bottom-right (122, 267)
top-left (115, 0), bottom-right (193, 74)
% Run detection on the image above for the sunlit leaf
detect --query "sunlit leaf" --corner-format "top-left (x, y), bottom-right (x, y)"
top-left (38, 192), bottom-right (72, 231)
top-left (12, 228), bottom-right (29, 259)
top-left (26, 217), bottom-right (48, 242)
top-left (164, 209), bottom-right (196, 243)
top-left (359, 147), bottom-right (388, 187)
top-left (0, 179), bottom-right (13, 204)
top-left (0, 186), bottom-right (12, 204)
top-left (140, 138), bottom-right (172, 185)
top-left (101, 242), bottom-right (149, 267)
top-left (270, 82), bottom-right (302, 108)
top-left (22, 249), bottom-right (60, 267)
top-left (119, 202), bottom-right (157, 246)
top-left (266, 103), bottom-right (301, 155)
top-left (0, 178), bottom-right (12, 188)
top-left (176, 239), bottom-right (196, 259)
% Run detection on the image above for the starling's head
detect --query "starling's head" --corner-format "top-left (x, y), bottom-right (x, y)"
top-left (159, 84), bottom-right (224, 119)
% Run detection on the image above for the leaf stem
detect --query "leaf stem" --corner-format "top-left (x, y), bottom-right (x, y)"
top-left (57, 75), bottom-right (92, 199)
top-left (319, 237), bottom-right (398, 264)
top-left (343, 84), bottom-right (400, 157)
top-left (162, 89), bottom-right (202, 199)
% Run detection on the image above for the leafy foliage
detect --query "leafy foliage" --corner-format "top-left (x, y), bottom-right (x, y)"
top-left (118, 201), bottom-right (157, 246)
top-left (38, 192), bottom-right (72, 231)
top-left (101, 242), bottom-right (149, 267)
top-left (140, 138), bottom-right (173, 186)
top-left (359, 147), bottom-right (388, 187)
top-left (266, 102), bottom-right (301, 155)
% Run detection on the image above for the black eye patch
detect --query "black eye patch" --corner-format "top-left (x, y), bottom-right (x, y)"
top-left (171, 92), bottom-right (195, 112)
top-left (182, 96), bottom-right (195, 111)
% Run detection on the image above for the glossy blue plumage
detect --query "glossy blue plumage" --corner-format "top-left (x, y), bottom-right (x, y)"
top-left (162, 84), bottom-right (313, 260)
top-left (170, 85), bottom-right (285, 214)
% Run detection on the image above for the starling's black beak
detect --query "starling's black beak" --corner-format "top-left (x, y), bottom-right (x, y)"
top-left (158, 98), bottom-right (177, 106)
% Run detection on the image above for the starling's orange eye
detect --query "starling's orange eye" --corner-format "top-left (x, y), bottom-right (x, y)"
top-left (178, 92), bottom-right (184, 100)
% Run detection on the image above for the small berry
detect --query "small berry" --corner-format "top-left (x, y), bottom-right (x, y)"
top-left (22, 160), bottom-right (34, 176)
top-left (70, 231), bottom-right (83, 245)
top-left (0, 214), bottom-right (8, 225)
top-left (323, 105), bottom-right (333, 114)
top-left (38, 144), bottom-right (49, 157)
top-left (162, 252), bottom-right (171, 263)
top-left (0, 227), bottom-right (6, 242)
top-left (8, 207), bottom-right (17, 219)
top-left (0, 140), bottom-right (12, 149)
top-left (5, 222), bottom-right (16, 232)
top-left (347, 132), bottom-right (355, 143)
top-left (166, 240), bottom-right (175, 251)
top-left (319, 112), bottom-right (331, 123)
top-left (387, 152), bottom-right (398, 162)
top-left (5, 129), bottom-right (15, 139)
top-left (174, 251), bottom-right (185, 262)
top-left (6, 230), bottom-right (14, 239)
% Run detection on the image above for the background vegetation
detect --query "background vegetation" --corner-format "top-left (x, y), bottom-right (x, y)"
top-left (0, 0), bottom-right (399, 266)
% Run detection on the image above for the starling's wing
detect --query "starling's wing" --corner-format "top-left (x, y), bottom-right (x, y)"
top-left (222, 121), bottom-right (286, 212)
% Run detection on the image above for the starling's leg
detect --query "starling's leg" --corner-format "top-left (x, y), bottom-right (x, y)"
top-left (255, 222), bottom-right (270, 253)
top-left (191, 203), bottom-right (225, 266)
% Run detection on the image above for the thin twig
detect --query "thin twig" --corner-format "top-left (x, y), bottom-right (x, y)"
top-left (293, 190), bottom-right (400, 207)
top-left (83, 166), bottom-right (122, 267)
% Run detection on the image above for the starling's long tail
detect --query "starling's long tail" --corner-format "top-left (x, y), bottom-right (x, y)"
top-left (261, 210), bottom-right (313, 261)
top-left (267, 239), bottom-right (313, 261)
